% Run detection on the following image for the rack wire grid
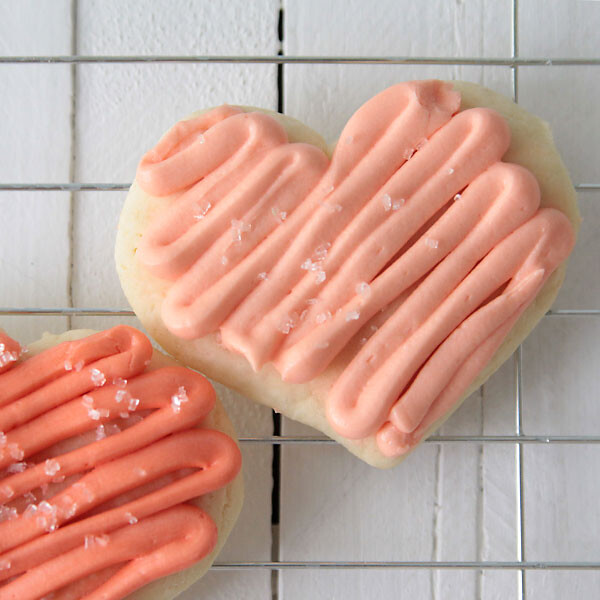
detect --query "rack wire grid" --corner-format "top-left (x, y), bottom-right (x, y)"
top-left (1, 2), bottom-right (599, 599)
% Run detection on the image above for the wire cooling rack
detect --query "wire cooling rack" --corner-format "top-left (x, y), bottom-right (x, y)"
top-left (1, 2), bottom-right (599, 599)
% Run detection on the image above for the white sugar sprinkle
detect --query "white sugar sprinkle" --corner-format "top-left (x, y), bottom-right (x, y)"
top-left (96, 425), bottom-right (106, 441)
top-left (171, 386), bottom-right (189, 413)
top-left (36, 501), bottom-right (58, 532)
top-left (125, 511), bottom-right (138, 525)
top-left (323, 184), bottom-right (334, 194)
top-left (381, 193), bottom-right (392, 211)
top-left (447, 167), bottom-right (455, 175)
top-left (64, 360), bottom-right (73, 371)
top-left (7, 462), bottom-right (26, 474)
top-left (88, 408), bottom-right (101, 421)
top-left (271, 207), bottom-right (287, 222)
top-left (345, 310), bottom-right (360, 322)
top-left (0, 559), bottom-right (11, 571)
top-left (7, 443), bottom-right (24, 460)
top-left (90, 368), bottom-right (106, 387)
top-left (115, 389), bottom-right (129, 403)
top-left (112, 377), bottom-right (127, 388)
top-left (44, 459), bottom-right (61, 477)
top-left (424, 237), bottom-right (439, 249)
top-left (404, 148), bottom-right (415, 160)
top-left (0, 431), bottom-right (6, 447)
top-left (23, 503), bottom-right (38, 518)
top-left (58, 495), bottom-right (77, 519)
top-left (277, 314), bottom-right (298, 335)
top-left (221, 255), bottom-right (228, 265)
top-left (82, 395), bottom-right (94, 409)
top-left (315, 311), bottom-right (332, 324)
top-left (197, 132), bottom-right (205, 144)
top-left (135, 468), bottom-right (147, 478)
top-left (257, 271), bottom-right (268, 281)
top-left (74, 360), bottom-right (85, 372)
top-left (416, 137), bottom-right (429, 150)
top-left (315, 270), bottom-right (326, 285)
top-left (193, 201), bottom-right (211, 220)
top-left (355, 281), bottom-right (371, 299)
top-left (306, 298), bottom-right (319, 305)
top-left (315, 341), bottom-right (330, 350)
top-left (119, 411), bottom-right (130, 419)
top-left (231, 219), bottom-right (252, 243)
top-left (392, 198), bottom-right (405, 210)
top-left (37, 500), bottom-right (53, 513)
top-left (314, 242), bottom-right (331, 260)
top-left (0, 485), bottom-right (15, 500)
top-left (128, 397), bottom-right (140, 412)
top-left (0, 350), bottom-right (18, 368)
top-left (0, 505), bottom-right (18, 523)
top-left (454, 193), bottom-right (461, 201)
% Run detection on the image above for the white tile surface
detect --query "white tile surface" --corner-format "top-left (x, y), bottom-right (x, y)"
top-left (0, 1), bottom-right (72, 341)
top-left (522, 316), bottom-right (600, 435)
top-left (0, 0), bottom-right (72, 55)
top-left (554, 194), bottom-right (600, 310)
top-left (1, 1), bottom-right (598, 599)
top-left (523, 444), bottom-right (600, 599)
top-left (518, 67), bottom-right (600, 184)
top-left (519, 0), bottom-right (600, 58)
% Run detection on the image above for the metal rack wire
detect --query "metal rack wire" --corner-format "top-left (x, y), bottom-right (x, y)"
top-left (1, 2), bottom-right (599, 598)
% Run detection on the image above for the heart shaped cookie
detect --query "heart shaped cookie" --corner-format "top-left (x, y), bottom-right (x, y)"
top-left (0, 326), bottom-right (242, 598)
top-left (116, 80), bottom-right (578, 468)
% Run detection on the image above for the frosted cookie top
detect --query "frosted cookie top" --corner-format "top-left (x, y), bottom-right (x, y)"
top-left (136, 80), bottom-right (575, 458)
top-left (0, 325), bottom-right (240, 600)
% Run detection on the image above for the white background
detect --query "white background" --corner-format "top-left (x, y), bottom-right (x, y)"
top-left (0, 1), bottom-right (599, 598)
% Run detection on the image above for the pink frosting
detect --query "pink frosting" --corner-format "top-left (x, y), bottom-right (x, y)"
top-left (136, 80), bottom-right (575, 457)
top-left (0, 327), bottom-right (241, 599)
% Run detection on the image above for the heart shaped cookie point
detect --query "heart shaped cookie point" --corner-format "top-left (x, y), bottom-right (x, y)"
top-left (119, 79), bottom-right (577, 467)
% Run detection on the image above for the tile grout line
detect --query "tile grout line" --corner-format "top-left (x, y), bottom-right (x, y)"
top-left (430, 444), bottom-right (442, 600)
top-left (271, 7), bottom-right (285, 600)
top-left (515, 348), bottom-right (526, 600)
top-left (66, 0), bottom-right (79, 331)
top-left (476, 386), bottom-right (485, 600)
top-left (512, 2), bottom-right (525, 598)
